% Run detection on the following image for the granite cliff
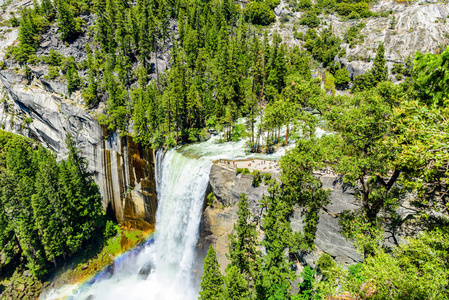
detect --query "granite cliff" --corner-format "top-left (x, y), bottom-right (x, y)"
top-left (198, 163), bottom-right (363, 273)
top-left (0, 69), bottom-right (157, 229)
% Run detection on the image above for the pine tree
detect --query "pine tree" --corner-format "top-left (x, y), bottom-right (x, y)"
top-left (56, 0), bottom-right (81, 41)
top-left (199, 245), bottom-right (224, 300)
top-left (223, 265), bottom-right (250, 300)
top-left (259, 183), bottom-right (296, 296)
top-left (371, 43), bottom-right (388, 83)
top-left (227, 193), bottom-right (259, 280)
top-left (18, 9), bottom-right (38, 49)
top-left (31, 147), bottom-right (63, 267)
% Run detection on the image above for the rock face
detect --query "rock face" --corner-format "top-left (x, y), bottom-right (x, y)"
top-left (271, 0), bottom-right (449, 79)
top-left (198, 164), bottom-right (362, 272)
top-left (0, 70), bottom-right (157, 227)
top-left (198, 164), bottom-right (272, 271)
top-left (339, 1), bottom-right (449, 78)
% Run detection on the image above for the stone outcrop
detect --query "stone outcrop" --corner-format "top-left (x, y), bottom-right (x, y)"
top-left (0, 70), bottom-right (157, 228)
top-left (271, 0), bottom-right (449, 79)
top-left (198, 164), bottom-right (362, 272)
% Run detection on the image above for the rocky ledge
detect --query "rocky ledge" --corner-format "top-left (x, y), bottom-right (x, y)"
top-left (198, 163), bottom-right (362, 273)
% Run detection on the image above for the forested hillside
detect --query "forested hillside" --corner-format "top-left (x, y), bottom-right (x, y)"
top-left (0, 0), bottom-right (448, 298)
top-left (0, 130), bottom-right (108, 296)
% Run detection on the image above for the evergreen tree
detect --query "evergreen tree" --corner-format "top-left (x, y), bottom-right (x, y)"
top-left (199, 245), bottom-right (224, 300)
top-left (227, 193), bottom-right (259, 281)
top-left (56, 0), bottom-right (82, 41)
top-left (371, 43), bottom-right (388, 83)
top-left (259, 183), bottom-right (297, 297)
top-left (223, 265), bottom-right (250, 300)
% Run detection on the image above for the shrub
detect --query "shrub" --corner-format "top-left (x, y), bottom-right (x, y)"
top-left (300, 12), bottom-right (320, 28)
top-left (42, 49), bottom-right (64, 66)
top-left (207, 192), bottom-right (215, 206)
top-left (266, 0), bottom-right (281, 9)
top-left (48, 66), bottom-right (59, 79)
top-left (262, 172), bottom-right (272, 182)
top-left (298, 0), bottom-right (312, 9)
top-left (104, 220), bottom-right (118, 239)
top-left (252, 170), bottom-right (262, 187)
top-left (242, 168), bottom-right (251, 175)
top-left (317, 253), bottom-right (337, 277)
top-left (334, 67), bottom-right (350, 88)
top-left (245, 2), bottom-right (276, 26)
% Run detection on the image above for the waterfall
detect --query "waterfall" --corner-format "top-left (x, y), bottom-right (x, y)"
top-left (61, 149), bottom-right (212, 300)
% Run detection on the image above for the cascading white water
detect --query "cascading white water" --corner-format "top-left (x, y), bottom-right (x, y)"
top-left (47, 149), bottom-right (212, 300)
top-left (43, 120), bottom-right (328, 300)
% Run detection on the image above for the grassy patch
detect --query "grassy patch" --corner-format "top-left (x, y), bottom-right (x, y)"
top-left (48, 228), bottom-right (149, 287)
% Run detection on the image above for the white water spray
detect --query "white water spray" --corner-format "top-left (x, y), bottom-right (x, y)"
top-left (43, 120), bottom-right (327, 299)
top-left (45, 149), bottom-right (212, 300)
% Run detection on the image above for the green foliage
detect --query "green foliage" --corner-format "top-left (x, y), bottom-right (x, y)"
top-left (199, 246), bottom-right (223, 300)
top-left (56, 0), bottom-right (84, 41)
top-left (298, 0), bottom-right (312, 10)
top-left (342, 229), bottom-right (449, 299)
top-left (258, 182), bottom-right (298, 296)
top-left (231, 124), bottom-right (247, 142)
top-left (324, 71), bottom-right (335, 95)
top-left (42, 50), bottom-right (64, 66)
top-left (262, 172), bottom-right (272, 182)
top-left (336, 2), bottom-right (373, 18)
top-left (207, 192), bottom-right (215, 206)
top-left (300, 26), bottom-right (341, 67)
top-left (352, 43), bottom-right (387, 92)
top-left (245, 2), bottom-right (276, 26)
top-left (299, 12), bottom-right (320, 28)
top-left (316, 253), bottom-right (336, 278)
top-left (0, 131), bottom-right (104, 278)
top-left (104, 220), bottom-right (118, 239)
top-left (242, 168), bottom-right (251, 175)
top-left (223, 265), bottom-right (251, 299)
top-left (414, 45), bottom-right (449, 106)
top-left (47, 66), bottom-right (60, 79)
top-left (268, 284), bottom-right (290, 300)
top-left (344, 23), bottom-right (365, 46)
top-left (252, 170), bottom-right (262, 187)
top-left (67, 65), bottom-right (81, 94)
top-left (292, 266), bottom-right (319, 300)
top-left (281, 139), bottom-right (330, 248)
top-left (227, 193), bottom-right (259, 283)
top-left (334, 66), bottom-right (350, 88)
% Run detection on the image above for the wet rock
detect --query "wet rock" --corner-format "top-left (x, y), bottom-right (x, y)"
top-left (138, 262), bottom-right (154, 279)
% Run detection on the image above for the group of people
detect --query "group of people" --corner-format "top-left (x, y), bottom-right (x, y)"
top-left (218, 159), bottom-right (280, 172)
